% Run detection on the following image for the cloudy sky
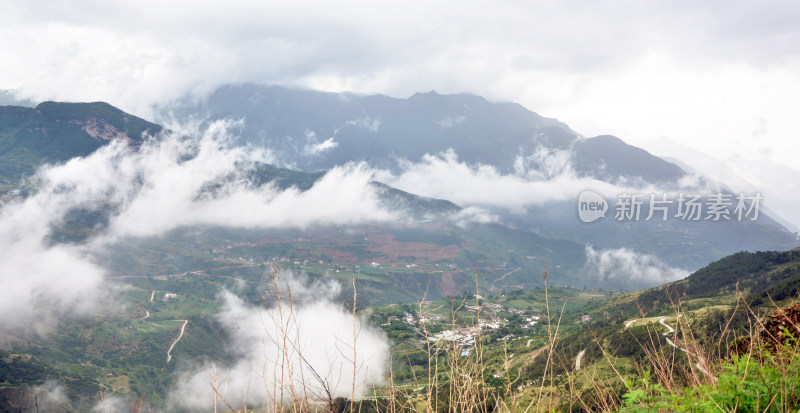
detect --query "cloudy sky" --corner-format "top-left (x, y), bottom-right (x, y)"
top-left (2, 0), bottom-right (799, 226)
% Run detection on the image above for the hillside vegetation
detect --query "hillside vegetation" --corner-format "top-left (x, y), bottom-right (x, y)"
top-left (0, 102), bottom-right (160, 187)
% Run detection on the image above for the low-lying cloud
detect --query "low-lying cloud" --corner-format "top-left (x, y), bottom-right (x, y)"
top-left (0, 159), bottom-right (110, 338)
top-left (585, 246), bottom-right (689, 290)
top-left (304, 136), bottom-right (339, 155)
top-left (104, 137), bottom-right (393, 238)
top-left (374, 148), bottom-right (643, 212)
top-left (169, 272), bottom-right (389, 410)
top-left (447, 206), bottom-right (498, 228)
top-left (346, 116), bottom-right (381, 132)
top-left (0, 121), bottom-right (399, 338)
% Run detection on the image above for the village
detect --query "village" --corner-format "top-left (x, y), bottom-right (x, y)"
top-left (380, 297), bottom-right (544, 356)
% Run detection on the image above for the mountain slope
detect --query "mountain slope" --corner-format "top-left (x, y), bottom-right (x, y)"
top-left (159, 84), bottom-right (798, 278)
top-left (572, 135), bottom-right (685, 183)
top-left (161, 84), bottom-right (677, 182)
top-left (0, 100), bottom-right (593, 293)
top-left (0, 102), bottom-right (161, 186)
top-left (598, 247), bottom-right (800, 319)
top-left (247, 164), bottom-right (461, 216)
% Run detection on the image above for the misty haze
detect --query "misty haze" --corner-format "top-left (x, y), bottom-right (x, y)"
top-left (1, 1), bottom-right (800, 412)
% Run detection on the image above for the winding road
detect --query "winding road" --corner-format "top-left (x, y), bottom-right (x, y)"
top-left (138, 290), bottom-right (188, 364)
top-left (139, 291), bottom-right (156, 321)
top-left (658, 316), bottom-right (675, 334)
top-left (166, 320), bottom-right (188, 363)
top-left (658, 317), bottom-right (713, 378)
top-left (660, 317), bottom-right (687, 353)
top-left (625, 315), bottom-right (714, 380)
top-left (491, 267), bottom-right (521, 290)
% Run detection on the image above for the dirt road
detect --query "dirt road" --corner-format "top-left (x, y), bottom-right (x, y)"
top-left (492, 267), bottom-right (520, 289)
top-left (166, 320), bottom-right (188, 363)
top-left (658, 316), bottom-right (713, 379)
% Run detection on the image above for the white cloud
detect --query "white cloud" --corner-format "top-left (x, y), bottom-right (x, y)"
top-left (512, 144), bottom-right (573, 180)
top-left (97, 123), bottom-right (395, 237)
top-left (643, 136), bottom-right (800, 231)
top-left (0, 157), bottom-right (111, 337)
top-left (374, 149), bottom-right (645, 211)
top-left (28, 381), bottom-right (72, 411)
top-left (447, 206), bottom-right (498, 228)
top-left (437, 115), bottom-right (465, 129)
top-left (585, 246), bottom-right (689, 289)
top-left (304, 136), bottom-right (339, 155)
top-left (346, 116), bottom-right (381, 132)
top-left (92, 394), bottom-right (131, 413)
top-left (1, 1), bottom-right (798, 218)
top-left (9, 379), bottom-right (134, 412)
top-left (169, 277), bottom-right (389, 410)
top-left (0, 121), bottom-right (399, 337)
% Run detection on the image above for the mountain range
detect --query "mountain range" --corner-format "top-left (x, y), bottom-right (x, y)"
top-left (0, 87), bottom-right (797, 292)
top-left (161, 84), bottom-right (686, 184)
top-left (158, 84), bottom-right (799, 273)
top-left (2, 85), bottom-right (800, 411)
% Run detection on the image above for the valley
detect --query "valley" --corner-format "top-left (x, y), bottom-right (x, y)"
top-left (0, 96), bottom-right (798, 412)
top-left (4, 2), bottom-right (800, 411)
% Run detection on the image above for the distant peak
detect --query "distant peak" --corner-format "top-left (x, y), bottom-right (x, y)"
top-left (409, 90), bottom-right (440, 99)
top-left (36, 101), bottom-right (121, 116)
top-left (587, 134), bottom-right (626, 144)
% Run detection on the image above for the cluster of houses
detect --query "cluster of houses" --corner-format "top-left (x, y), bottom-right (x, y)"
top-left (384, 311), bottom-right (447, 326)
top-left (418, 313), bottom-right (443, 324)
top-left (370, 261), bottom-right (457, 269)
top-left (464, 303), bottom-right (540, 331)
top-left (428, 327), bottom-right (480, 349)
top-left (383, 299), bottom-right (544, 356)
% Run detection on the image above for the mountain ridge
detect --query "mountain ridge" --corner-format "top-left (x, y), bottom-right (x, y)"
top-left (2, 92), bottom-right (797, 283)
top-left (0, 101), bottom-right (161, 186)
